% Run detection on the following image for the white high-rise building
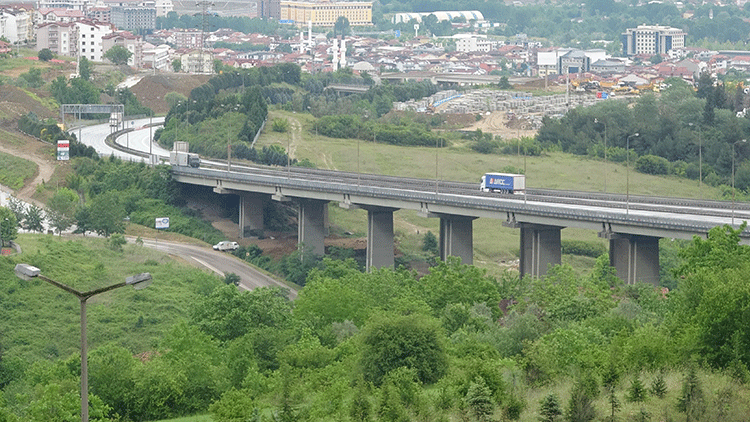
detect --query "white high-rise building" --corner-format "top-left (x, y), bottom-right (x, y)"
top-left (622, 25), bottom-right (686, 56)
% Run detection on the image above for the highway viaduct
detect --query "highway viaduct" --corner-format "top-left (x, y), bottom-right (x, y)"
top-left (171, 165), bottom-right (750, 285)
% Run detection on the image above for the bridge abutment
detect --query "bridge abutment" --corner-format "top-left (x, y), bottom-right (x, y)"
top-left (365, 207), bottom-right (396, 270)
top-left (297, 199), bottom-right (328, 257)
top-left (605, 233), bottom-right (660, 285)
top-left (518, 224), bottom-right (562, 279)
top-left (439, 215), bottom-right (475, 265)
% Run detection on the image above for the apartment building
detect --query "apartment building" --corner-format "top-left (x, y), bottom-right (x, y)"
top-left (102, 30), bottom-right (142, 66)
top-left (0, 8), bottom-right (33, 43)
top-left (110, 4), bottom-right (155, 31)
top-left (36, 21), bottom-right (78, 56)
top-left (75, 20), bottom-right (113, 61)
top-left (622, 25), bottom-right (686, 56)
top-left (280, 0), bottom-right (372, 27)
top-left (173, 28), bottom-right (203, 49)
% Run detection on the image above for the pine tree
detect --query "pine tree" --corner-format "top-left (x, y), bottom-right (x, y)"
top-left (565, 374), bottom-right (598, 422)
top-left (465, 376), bottom-right (494, 422)
top-left (626, 376), bottom-right (647, 403)
top-left (650, 372), bottom-right (667, 399)
top-left (539, 393), bottom-right (562, 422)
top-left (677, 366), bottom-right (705, 422)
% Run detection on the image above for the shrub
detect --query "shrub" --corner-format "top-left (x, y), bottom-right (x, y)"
top-left (635, 154), bottom-right (670, 175)
top-left (561, 240), bottom-right (607, 258)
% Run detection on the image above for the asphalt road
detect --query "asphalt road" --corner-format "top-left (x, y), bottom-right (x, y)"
top-left (134, 237), bottom-right (297, 299)
top-left (70, 120), bottom-right (299, 299)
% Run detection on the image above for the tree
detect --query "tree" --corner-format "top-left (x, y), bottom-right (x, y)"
top-left (565, 374), bottom-right (598, 422)
top-left (78, 56), bottom-right (93, 80)
top-left (0, 207), bottom-right (18, 247)
top-left (465, 376), bottom-right (494, 422)
top-left (360, 312), bottom-right (448, 386)
top-left (103, 45), bottom-right (133, 65)
top-left (172, 58), bottom-right (182, 73)
top-left (45, 188), bottom-right (78, 235)
top-left (87, 191), bottom-right (127, 237)
top-left (677, 366), bottom-right (705, 422)
top-left (7, 196), bottom-right (25, 226)
top-left (333, 16), bottom-right (351, 38)
top-left (73, 205), bottom-right (93, 235)
top-left (626, 376), bottom-right (647, 402)
top-left (37, 48), bottom-right (53, 61)
top-left (421, 231), bottom-right (438, 255)
top-left (23, 204), bottom-right (45, 233)
top-left (539, 393), bottom-right (562, 422)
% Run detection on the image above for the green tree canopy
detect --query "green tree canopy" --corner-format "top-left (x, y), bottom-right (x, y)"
top-left (103, 45), bottom-right (133, 65)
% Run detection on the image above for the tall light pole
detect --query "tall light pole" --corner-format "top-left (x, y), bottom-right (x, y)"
top-left (595, 118), bottom-right (607, 192)
top-left (14, 264), bottom-right (152, 422)
top-left (689, 122), bottom-right (702, 193)
top-left (435, 137), bottom-right (440, 194)
top-left (626, 133), bottom-right (639, 215)
top-left (732, 139), bottom-right (746, 226)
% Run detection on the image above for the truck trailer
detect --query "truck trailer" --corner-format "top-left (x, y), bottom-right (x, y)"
top-left (170, 143), bottom-right (201, 168)
top-left (480, 173), bottom-right (525, 194)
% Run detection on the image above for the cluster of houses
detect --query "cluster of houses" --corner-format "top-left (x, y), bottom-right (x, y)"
top-left (0, 1), bottom-right (745, 94)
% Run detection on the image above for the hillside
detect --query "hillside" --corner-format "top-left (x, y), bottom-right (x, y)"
top-left (129, 73), bottom-right (212, 115)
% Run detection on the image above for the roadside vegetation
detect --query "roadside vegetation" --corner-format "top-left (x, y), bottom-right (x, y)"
top-left (2, 42), bottom-right (750, 422)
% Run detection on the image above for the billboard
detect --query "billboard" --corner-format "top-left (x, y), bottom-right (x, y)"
top-left (155, 217), bottom-right (170, 229)
top-left (57, 140), bottom-right (70, 161)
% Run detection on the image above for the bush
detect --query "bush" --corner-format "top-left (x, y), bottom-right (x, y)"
top-left (561, 240), bottom-right (607, 258)
top-left (271, 118), bottom-right (289, 132)
top-left (635, 154), bottom-right (670, 175)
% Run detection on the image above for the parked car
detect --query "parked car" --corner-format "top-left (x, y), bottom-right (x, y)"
top-left (213, 241), bottom-right (239, 251)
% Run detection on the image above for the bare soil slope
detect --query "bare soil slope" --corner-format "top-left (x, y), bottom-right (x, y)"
top-left (130, 74), bottom-right (212, 115)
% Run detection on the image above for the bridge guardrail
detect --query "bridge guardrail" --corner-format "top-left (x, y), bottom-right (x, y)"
top-left (173, 166), bottom-right (746, 238)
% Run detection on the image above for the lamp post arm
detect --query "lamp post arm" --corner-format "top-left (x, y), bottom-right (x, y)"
top-left (37, 274), bottom-right (86, 299)
top-left (38, 274), bottom-right (130, 300)
top-left (82, 282), bottom-right (129, 300)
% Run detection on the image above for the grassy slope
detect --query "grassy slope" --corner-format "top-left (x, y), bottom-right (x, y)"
top-left (256, 109), bottom-right (722, 276)
top-left (0, 234), bottom-right (222, 363)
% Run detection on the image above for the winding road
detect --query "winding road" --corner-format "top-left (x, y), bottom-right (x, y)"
top-left (72, 120), bottom-right (298, 298)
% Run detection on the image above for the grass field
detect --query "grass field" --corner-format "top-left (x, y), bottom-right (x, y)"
top-left (258, 109), bottom-right (721, 275)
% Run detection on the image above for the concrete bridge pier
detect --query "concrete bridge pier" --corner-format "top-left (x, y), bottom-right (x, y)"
top-left (518, 224), bottom-right (562, 279)
top-left (439, 215), bottom-right (476, 265)
top-left (238, 193), bottom-right (267, 238)
top-left (364, 206), bottom-right (396, 270)
top-left (297, 199), bottom-right (328, 257)
top-left (605, 233), bottom-right (660, 285)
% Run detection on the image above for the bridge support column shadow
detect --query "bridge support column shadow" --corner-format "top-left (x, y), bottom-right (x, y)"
top-left (511, 223), bottom-right (562, 279)
top-left (363, 206), bottom-right (397, 270)
top-left (297, 199), bottom-right (328, 257)
top-left (439, 215), bottom-right (476, 265)
top-left (238, 193), bottom-right (267, 238)
top-left (602, 232), bottom-right (659, 285)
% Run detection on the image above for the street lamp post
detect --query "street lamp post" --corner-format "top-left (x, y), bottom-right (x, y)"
top-left (14, 264), bottom-right (152, 422)
top-left (626, 133), bottom-right (640, 215)
top-left (689, 122), bottom-right (702, 193)
top-left (733, 139), bottom-right (746, 226)
top-left (595, 118), bottom-right (607, 192)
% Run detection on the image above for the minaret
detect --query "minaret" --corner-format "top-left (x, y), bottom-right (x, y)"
top-left (339, 38), bottom-right (347, 68)
top-left (332, 38), bottom-right (339, 71)
top-left (308, 20), bottom-right (313, 53)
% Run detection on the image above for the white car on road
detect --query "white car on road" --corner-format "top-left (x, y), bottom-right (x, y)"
top-left (213, 241), bottom-right (239, 251)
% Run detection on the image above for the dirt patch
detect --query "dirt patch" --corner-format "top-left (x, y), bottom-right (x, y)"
top-left (0, 85), bottom-right (57, 125)
top-left (130, 74), bottom-right (212, 115)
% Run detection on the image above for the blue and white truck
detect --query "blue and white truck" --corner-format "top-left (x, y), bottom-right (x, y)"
top-left (480, 173), bottom-right (525, 194)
